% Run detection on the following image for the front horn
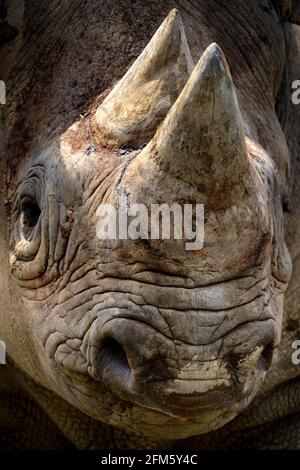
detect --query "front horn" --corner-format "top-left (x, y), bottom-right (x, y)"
top-left (94, 9), bottom-right (194, 148)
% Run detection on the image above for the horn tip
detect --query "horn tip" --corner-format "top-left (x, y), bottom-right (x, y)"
top-left (207, 42), bottom-right (223, 53)
top-left (166, 8), bottom-right (183, 29)
top-left (168, 8), bottom-right (180, 19)
top-left (201, 42), bottom-right (230, 76)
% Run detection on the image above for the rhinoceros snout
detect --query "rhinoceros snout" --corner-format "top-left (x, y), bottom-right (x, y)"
top-left (87, 315), bottom-right (274, 418)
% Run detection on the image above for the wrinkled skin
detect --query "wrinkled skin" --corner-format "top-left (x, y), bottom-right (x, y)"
top-left (0, 0), bottom-right (300, 449)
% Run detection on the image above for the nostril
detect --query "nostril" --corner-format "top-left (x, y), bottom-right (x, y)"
top-left (260, 344), bottom-right (274, 370)
top-left (100, 337), bottom-right (131, 374)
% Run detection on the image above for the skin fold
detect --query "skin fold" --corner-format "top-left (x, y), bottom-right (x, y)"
top-left (0, 0), bottom-right (300, 449)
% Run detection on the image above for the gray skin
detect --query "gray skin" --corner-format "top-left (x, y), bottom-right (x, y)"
top-left (0, 0), bottom-right (300, 450)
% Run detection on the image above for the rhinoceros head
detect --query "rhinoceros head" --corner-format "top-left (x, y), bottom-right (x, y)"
top-left (1, 8), bottom-right (292, 440)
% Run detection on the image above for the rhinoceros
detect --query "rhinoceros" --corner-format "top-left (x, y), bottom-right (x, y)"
top-left (0, 0), bottom-right (300, 450)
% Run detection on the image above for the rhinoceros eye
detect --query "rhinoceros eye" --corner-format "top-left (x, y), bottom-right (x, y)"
top-left (20, 197), bottom-right (41, 228)
top-left (282, 196), bottom-right (291, 214)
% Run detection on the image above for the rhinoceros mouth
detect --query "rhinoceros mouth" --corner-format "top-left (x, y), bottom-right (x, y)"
top-left (82, 301), bottom-right (275, 418)
top-left (45, 270), bottom-right (277, 424)
top-left (55, 319), bottom-right (274, 424)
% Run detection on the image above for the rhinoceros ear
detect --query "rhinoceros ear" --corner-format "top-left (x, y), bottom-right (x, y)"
top-left (138, 43), bottom-right (250, 207)
top-left (94, 9), bottom-right (194, 148)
